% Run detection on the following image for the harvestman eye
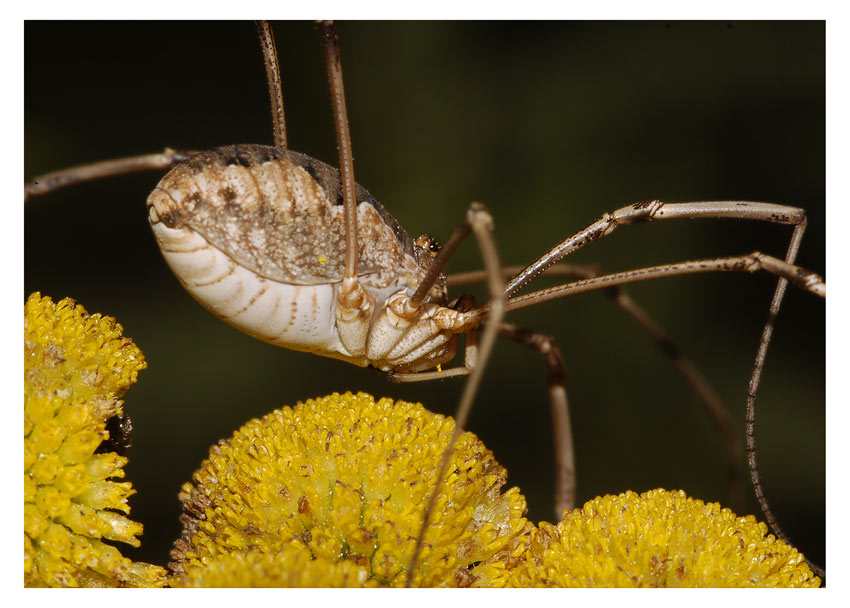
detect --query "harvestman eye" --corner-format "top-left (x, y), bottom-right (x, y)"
top-left (24, 21), bottom-right (826, 583)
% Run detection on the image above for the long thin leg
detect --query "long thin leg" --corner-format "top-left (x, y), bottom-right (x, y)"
top-left (255, 21), bottom-right (287, 149)
top-left (446, 263), bottom-right (601, 288)
top-left (406, 204), bottom-right (506, 587)
top-left (504, 200), bottom-right (812, 298)
top-left (498, 323), bottom-right (575, 517)
top-left (318, 21), bottom-right (358, 281)
top-left (318, 13), bottom-right (482, 373)
top-left (318, 21), bottom-right (377, 357)
top-left (469, 252), bottom-right (825, 319)
top-left (24, 149), bottom-right (194, 202)
top-left (451, 263), bottom-right (745, 512)
top-left (745, 222), bottom-right (825, 579)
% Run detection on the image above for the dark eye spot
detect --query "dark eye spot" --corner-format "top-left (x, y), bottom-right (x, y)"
top-left (415, 234), bottom-right (440, 256)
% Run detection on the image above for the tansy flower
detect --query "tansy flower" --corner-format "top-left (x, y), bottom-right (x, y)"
top-left (169, 392), bottom-right (529, 587)
top-left (24, 293), bottom-right (166, 587)
top-left (173, 544), bottom-right (378, 588)
top-left (471, 488), bottom-right (820, 587)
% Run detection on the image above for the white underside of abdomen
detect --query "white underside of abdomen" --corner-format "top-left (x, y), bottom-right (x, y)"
top-left (152, 222), bottom-right (354, 361)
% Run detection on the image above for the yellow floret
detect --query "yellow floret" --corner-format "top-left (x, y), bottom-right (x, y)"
top-left (24, 293), bottom-right (165, 587)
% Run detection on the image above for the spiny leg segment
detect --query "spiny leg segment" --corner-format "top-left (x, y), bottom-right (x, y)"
top-left (319, 21), bottom-right (359, 282)
top-left (744, 221), bottom-right (825, 580)
top-left (255, 20), bottom-right (287, 150)
top-left (503, 200), bottom-right (821, 297)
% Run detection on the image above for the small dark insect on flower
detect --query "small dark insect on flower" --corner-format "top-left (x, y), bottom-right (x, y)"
top-left (98, 414), bottom-right (134, 455)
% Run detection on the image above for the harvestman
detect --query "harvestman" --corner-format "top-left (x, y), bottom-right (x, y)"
top-left (25, 22), bottom-right (826, 582)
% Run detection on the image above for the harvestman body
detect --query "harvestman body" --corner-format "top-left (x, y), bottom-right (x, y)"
top-left (148, 144), bottom-right (464, 372)
top-left (25, 22), bottom-right (826, 582)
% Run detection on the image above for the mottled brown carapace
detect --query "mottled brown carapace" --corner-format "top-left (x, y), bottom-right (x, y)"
top-left (148, 144), bottom-right (444, 300)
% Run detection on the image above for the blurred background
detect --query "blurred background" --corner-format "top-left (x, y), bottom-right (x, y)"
top-left (25, 21), bottom-right (824, 569)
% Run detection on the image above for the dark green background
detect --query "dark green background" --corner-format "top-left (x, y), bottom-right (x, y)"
top-left (25, 21), bottom-right (825, 570)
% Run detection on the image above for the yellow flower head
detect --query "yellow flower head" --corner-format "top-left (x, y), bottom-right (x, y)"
top-left (473, 488), bottom-right (820, 587)
top-left (173, 544), bottom-right (379, 588)
top-left (169, 392), bottom-right (529, 587)
top-left (24, 293), bottom-right (165, 587)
